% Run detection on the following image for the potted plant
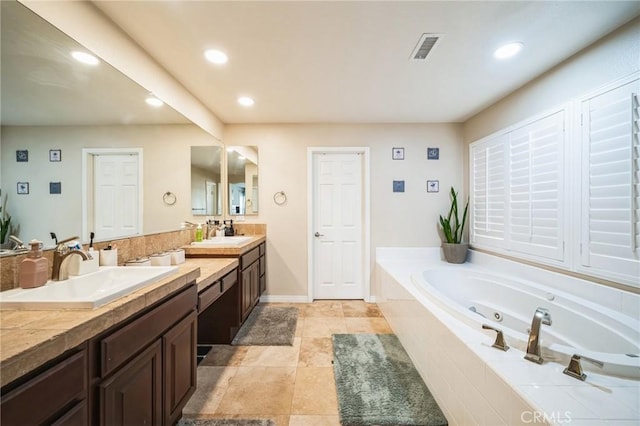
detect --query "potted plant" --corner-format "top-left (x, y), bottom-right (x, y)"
top-left (439, 187), bottom-right (469, 263)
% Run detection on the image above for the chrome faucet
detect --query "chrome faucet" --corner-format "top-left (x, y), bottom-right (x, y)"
top-left (51, 237), bottom-right (90, 281)
top-left (524, 307), bottom-right (552, 364)
top-left (8, 235), bottom-right (27, 251)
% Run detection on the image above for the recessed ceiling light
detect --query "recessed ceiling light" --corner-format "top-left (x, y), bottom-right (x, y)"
top-left (71, 51), bottom-right (99, 66)
top-left (204, 49), bottom-right (228, 64)
top-left (145, 96), bottom-right (164, 107)
top-left (237, 96), bottom-right (255, 107)
top-left (493, 42), bottom-right (523, 59)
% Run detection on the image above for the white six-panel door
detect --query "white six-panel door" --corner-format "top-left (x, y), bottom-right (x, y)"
top-left (312, 152), bottom-right (363, 299)
top-left (94, 153), bottom-right (140, 240)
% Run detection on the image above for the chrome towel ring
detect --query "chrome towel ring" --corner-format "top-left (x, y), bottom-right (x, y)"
top-left (273, 191), bottom-right (287, 206)
top-left (163, 191), bottom-right (177, 205)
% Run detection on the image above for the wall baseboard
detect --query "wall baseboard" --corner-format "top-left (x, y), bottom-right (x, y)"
top-left (259, 295), bottom-right (309, 303)
top-left (260, 295), bottom-right (377, 303)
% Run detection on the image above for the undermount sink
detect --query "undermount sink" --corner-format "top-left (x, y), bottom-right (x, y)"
top-left (0, 266), bottom-right (178, 310)
top-left (190, 236), bottom-right (252, 247)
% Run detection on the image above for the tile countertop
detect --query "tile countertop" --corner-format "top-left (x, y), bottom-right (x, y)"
top-left (182, 235), bottom-right (266, 257)
top-left (0, 257), bottom-right (238, 388)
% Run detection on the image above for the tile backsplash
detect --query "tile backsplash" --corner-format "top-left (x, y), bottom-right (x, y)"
top-left (0, 224), bottom-right (267, 291)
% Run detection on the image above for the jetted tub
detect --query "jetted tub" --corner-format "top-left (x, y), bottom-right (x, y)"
top-left (413, 267), bottom-right (640, 379)
top-left (377, 248), bottom-right (640, 425)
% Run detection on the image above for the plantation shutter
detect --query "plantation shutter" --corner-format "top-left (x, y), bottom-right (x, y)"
top-left (580, 78), bottom-right (640, 282)
top-left (470, 134), bottom-right (506, 248)
top-left (507, 111), bottom-right (565, 260)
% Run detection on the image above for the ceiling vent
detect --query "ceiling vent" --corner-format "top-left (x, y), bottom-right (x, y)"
top-left (410, 33), bottom-right (442, 61)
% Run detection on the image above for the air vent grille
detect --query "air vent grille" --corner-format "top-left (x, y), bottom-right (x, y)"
top-left (411, 33), bottom-right (441, 60)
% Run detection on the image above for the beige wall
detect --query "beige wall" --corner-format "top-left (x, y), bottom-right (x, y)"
top-left (463, 17), bottom-right (640, 144)
top-left (224, 123), bottom-right (463, 297)
top-left (1, 124), bottom-right (219, 247)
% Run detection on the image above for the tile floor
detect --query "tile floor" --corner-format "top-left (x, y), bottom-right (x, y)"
top-left (182, 300), bottom-right (393, 426)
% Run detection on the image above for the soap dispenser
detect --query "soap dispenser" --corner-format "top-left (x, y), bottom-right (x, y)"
top-left (195, 223), bottom-right (203, 242)
top-left (19, 240), bottom-right (49, 288)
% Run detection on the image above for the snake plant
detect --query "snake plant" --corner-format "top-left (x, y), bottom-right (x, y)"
top-left (439, 187), bottom-right (469, 244)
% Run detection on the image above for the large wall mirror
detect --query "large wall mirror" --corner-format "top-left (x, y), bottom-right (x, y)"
top-left (227, 146), bottom-right (259, 216)
top-left (0, 0), bottom-right (220, 248)
top-left (191, 146), bottom-right (223, 216)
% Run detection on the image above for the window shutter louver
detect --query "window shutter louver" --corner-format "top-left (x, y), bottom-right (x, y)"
top-left (508, 112), bottom-right (565, 260)
top-left (471, 135), bottom-right (506, 247)
top-left (581, 78), bottom-right (640, 282)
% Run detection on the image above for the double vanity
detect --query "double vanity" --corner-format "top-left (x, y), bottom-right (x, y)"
top-left (0, 234), bottom-right (266, 426)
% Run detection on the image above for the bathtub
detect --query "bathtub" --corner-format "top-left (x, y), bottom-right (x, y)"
top-left (376, 247), bottom-right (640, 426)
top-left (414, 267), bottom-right (640, 379)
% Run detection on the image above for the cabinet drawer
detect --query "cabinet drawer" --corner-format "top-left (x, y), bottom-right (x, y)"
top-left (259, 243), bottom-right (265, 255)
top-left (221, 269), bottom-right (237, 291)
top-left (240, 247), bottom-right (260, 268)
top-left (100, 285), bottom-right (196, 377)
top-left (1, 349), bottom-right (87, 426)
top-left (259, 257), bottom-right (265, 276)
top-left (198, 281), bottom-right (222, 312)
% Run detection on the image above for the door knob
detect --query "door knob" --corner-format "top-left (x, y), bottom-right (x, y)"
top-left (314, 232), bottom-right (324, 237)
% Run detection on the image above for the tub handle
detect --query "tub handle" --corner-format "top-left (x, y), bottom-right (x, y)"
top-left (563, 354), bottom-right (604, 381)
top-left (482, 324), bottom-right (510, 352)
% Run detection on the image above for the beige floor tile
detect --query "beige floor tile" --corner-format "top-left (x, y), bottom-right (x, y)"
top-left (341, 301), bottom-right (383, 317)
top-left (181, 413), bottom-right (289, 426)
top-left (344, 317), bottom-right (392, 333)
top-left (301, 301), bottom-right (344, 318)
top-left (294, 318), bottom-right (304, 338)
top-left (182, 366), bottom-right (237, 416)
top-left (301, 317), bottom-right (347, 338)
top-left (291, 367), bottom-right (338, 415)
top-left (242, 338), bottom-right (301, 367)
top-left (298, 337), bottom-right (333, 367)
top-left (216, 366), bottom-right (296, 415)
top-left (288, 415), bottom-right (341, 426)
top-left (200, 345), bottom-right (249, 367)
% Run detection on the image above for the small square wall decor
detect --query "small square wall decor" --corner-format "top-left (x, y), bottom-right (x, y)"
top-left (393, 180), bottom-right (405, 193)
top-left (16, 150), bottom-right (28, 162)
top-left (427, 180), bottom-right (439, 193)
top-left (50, 182), bottom-right (62, 194)
top-left (49, 149), bottom-right (62, 162)
top-left (427, 147), bottom-right (439, 160)
top-left (17, 182), bottom-right (29, 194)
top-left (392, 147), bottom-right (405, 160)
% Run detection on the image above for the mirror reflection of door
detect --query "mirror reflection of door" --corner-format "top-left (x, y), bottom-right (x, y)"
top-left (227, 146), bottom-right (258, 216)
top-left (190, 146), bottom-right (222, 216)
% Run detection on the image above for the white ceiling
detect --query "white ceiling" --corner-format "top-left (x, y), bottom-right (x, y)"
top-left (92, 0), bottom-right (640, 124)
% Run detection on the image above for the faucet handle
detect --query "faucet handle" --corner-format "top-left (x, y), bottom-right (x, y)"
top-left (563, 354), bottom-right (604, 381)
top-left (482, 324), bottom-right (510, 351)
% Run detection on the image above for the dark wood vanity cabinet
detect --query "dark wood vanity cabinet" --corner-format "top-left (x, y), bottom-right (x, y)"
top-left (91, 283), bottom-right (198, 426)
top-left (239, 243), bottom-right (266, 322)
top-left (0, 345), bottom-right (88, 426)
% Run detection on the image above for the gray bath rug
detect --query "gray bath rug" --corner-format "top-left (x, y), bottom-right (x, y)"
top-left (177, 419), bottom-right (275, 426)
top-left (231, 305), bottom-right (297, 346)
top-left (332, 333), bottom-right (448, 426)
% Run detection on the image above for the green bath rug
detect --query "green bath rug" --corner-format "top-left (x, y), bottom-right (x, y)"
top-left (332, 333), bottom-right (447, 426)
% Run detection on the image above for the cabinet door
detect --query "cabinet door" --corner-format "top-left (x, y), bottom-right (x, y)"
top-left (241, 267), bottom-right (253, 319)
top-left (250, 262), bottom-right (260, 307)
top-left (163, 311), bottom-right (197, 426)
top-left (100, 340), bottom-right (162, 426)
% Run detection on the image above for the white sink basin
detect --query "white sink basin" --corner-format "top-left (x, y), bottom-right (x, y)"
top-left (0, 266), bottom-right (178, 310)
top-left (190, 236), bottom-right (252, 247)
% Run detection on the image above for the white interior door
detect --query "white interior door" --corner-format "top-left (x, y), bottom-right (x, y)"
top-left (94, 153), bottom-right (139, 239)
top-left (312, 152), bottom-right (363, 299)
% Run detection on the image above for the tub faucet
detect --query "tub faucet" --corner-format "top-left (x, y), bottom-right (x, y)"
top-left (524, 307), bottom-right (552, 364)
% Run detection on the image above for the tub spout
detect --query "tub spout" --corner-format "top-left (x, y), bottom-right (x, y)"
top-left (524, 307), bottom-right (552, 364)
